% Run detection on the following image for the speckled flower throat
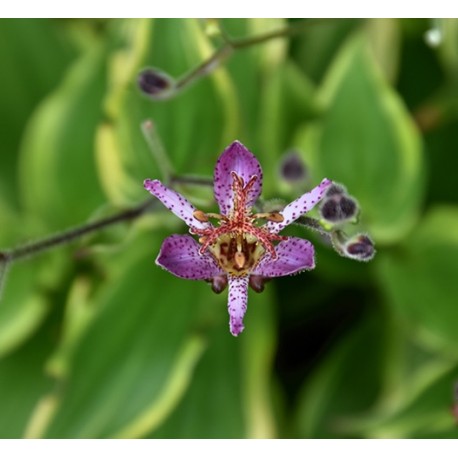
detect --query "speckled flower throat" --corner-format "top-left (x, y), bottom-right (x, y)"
top-left (192, 172), bottom-right (286, 276)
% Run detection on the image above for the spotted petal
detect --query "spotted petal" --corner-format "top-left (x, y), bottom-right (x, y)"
top-left (227, 275), bottom-right (249, 336)
top-left (267, 178), bottom-right (332, 234)
top-left (252, 237), bottom-right (315, 277)
top-left (156, 235), bottom-right (223, 280)
top-left (144, 179), bottom-right (210, 230)
top-left (214, 141), bottom-right (263, 216)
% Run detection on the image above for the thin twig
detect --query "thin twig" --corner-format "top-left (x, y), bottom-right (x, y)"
top-left (141, 120), bottom-right (174, 181)
top-left (170, 19), bottom-right (331, 97)
top-left (0, 200), bottom-right (155, 263)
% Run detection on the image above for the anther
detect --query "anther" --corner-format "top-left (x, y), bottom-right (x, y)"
top-left (254, 212), bottom-right (284, 223)
top-left (193, 210), bottom-right (209, 222)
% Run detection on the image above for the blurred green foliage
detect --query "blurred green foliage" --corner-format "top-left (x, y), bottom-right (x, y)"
top-left (1, 18), bottom-right (458, 438)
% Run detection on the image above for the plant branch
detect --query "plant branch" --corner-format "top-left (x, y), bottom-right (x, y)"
top-left (169, 19), bottom-right (331, 97)
top-left (0, 200), bottom-right (155, 264)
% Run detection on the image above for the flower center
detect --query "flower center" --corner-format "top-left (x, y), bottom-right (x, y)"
top-left (192, 172), bottom-right (285, 276)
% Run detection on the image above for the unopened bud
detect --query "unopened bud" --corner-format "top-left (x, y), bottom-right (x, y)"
top-left (278, 151), bottom-right (307, 184)
top-left (325, 183), bottom-right (346, 197)
top-left (137, 68), bottom-right (175, 100)
top-left (320, 194), bottom-right (358, 223)
top-left (343, 234), bottom-right (375, 261)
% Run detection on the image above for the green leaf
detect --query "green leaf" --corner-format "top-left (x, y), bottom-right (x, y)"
top-left (257, 61), bottom-right (318, 195)
top-left (151, 327), bottom-right (246, 438)
top-left (97, 19), bottom-right (239, 206)
top-left (351, 358), bottom-right (458, 439)
top-left (376, 206), bottom-right (458, 350)
top-left (0, 19), bottom-right (75, 208)
top-left (18, 42), bottom-right (107, 230)
top-left (0, 250), bottom-right (67, 357)
top-left (39, 230), bottom-right (221, 438)
top-left (295, 308), bottom-right (386, 438)
top-left (151, 288), bottom-right (277, 439)
top-left (0, 313), bottom-right (56, 438)
top-left (296, 33), bottom-right (425, 244)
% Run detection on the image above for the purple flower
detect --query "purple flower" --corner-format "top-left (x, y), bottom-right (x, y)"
top-left (144, 141), bottom-right (332, 336)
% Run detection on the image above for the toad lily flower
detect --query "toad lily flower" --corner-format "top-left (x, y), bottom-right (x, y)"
top-left (144, 141), bottom-right (332, 336)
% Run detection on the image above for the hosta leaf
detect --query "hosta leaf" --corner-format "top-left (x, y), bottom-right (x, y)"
top-left (376, 206), bottom-right (458, 350)
top-left (295, 308), bottom-right (386, 438)
top-left (0, 313), bottom-right (56, 437)
top-left (151, 289), bottom-right (277, 438)
top-left (18, 43), bottom-right (107, 230)
top-left (39, 230), bottom-right (222, 438)
top-left (97, 19), bottom-right (239, 207)
top-left (296, 33), bottom-right (424, 244)
top-left (0, 19), bottom-right (75, 207)
top-left (0, 250), bottom-right (67, 357)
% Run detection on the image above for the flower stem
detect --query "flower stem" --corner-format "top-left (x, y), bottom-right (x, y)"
top-left (0, 171), bottom-right (215, 290)
top-left (141, 119), bottom-right (175, 182)
top-left (168, 19), bottom-right (332, 98)
top-left (296, 216), bottom-right (332, 241)
top-left (0, 200), bottom-right (154, 264)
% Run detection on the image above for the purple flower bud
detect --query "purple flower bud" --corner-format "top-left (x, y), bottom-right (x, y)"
top-left (320, 194), bottom-right (358, 223)
top-left (344, 234), bottom-right (375, 261)
top-left (137, 68), bottom-right (175, 100)
top-left (278, 151), bottom-right (307, 183)
top-left (325, 184), bottom-right (346, 197)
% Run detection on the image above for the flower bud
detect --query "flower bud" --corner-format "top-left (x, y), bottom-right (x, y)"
top-left (137, 68), bottom-right (175, 100)
top-left (278, 151), bottom-right (307, 184)
top-left (343, 234), bottom-right (375, 261)
top-left (325, 183), bottom-right (346, 197)
top-left (320, 194), bottom-right (358, 223)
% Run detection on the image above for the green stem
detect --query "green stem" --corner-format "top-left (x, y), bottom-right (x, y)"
top-left (170, 19), bottom-right (331, 98)
top-left (141, 120), bottom-right (174, 182)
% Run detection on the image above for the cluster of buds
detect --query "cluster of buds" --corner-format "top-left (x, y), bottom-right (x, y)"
top-left (319, 184), bottom-right (375, 262)
top-left (277, 151), bottom-right (375, 263)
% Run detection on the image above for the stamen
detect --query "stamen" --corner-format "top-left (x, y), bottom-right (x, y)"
top-left (193, 210), bottom-right (209, 222)
top-left (253, 212), bottom-right (284, 223)
top-left (206, 212), bottom-right (227, 221)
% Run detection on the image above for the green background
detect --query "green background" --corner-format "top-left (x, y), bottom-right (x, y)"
top-left (1, 18), bottom-right (458, 438)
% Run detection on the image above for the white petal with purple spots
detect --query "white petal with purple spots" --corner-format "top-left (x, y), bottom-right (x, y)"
top-left (227, 275), bottom-right (249, 336)
top-left (144, 179), bottom-right (211, 230)
top-left (214, 141), bottom-right (263, 216)
top-left (156, 235), bottom-right (223, 279)
top-left (252, 237), bottom-right (315, 277)
top-left (267, 178), bottom-right (332, 234)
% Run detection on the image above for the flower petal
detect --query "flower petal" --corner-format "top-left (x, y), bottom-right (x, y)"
top-left (214, 141), bottom-right (263, 215)
top-left (227, 275), bottom-right (249, 336)
top-left (156, 235), bottom-right (223, 279)
top-left (144, 179), bottom-right (210, 230)
top-left (267, 178), bottom-right (332, 234)
top-left (252, 237), bottom-right (315, 277)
